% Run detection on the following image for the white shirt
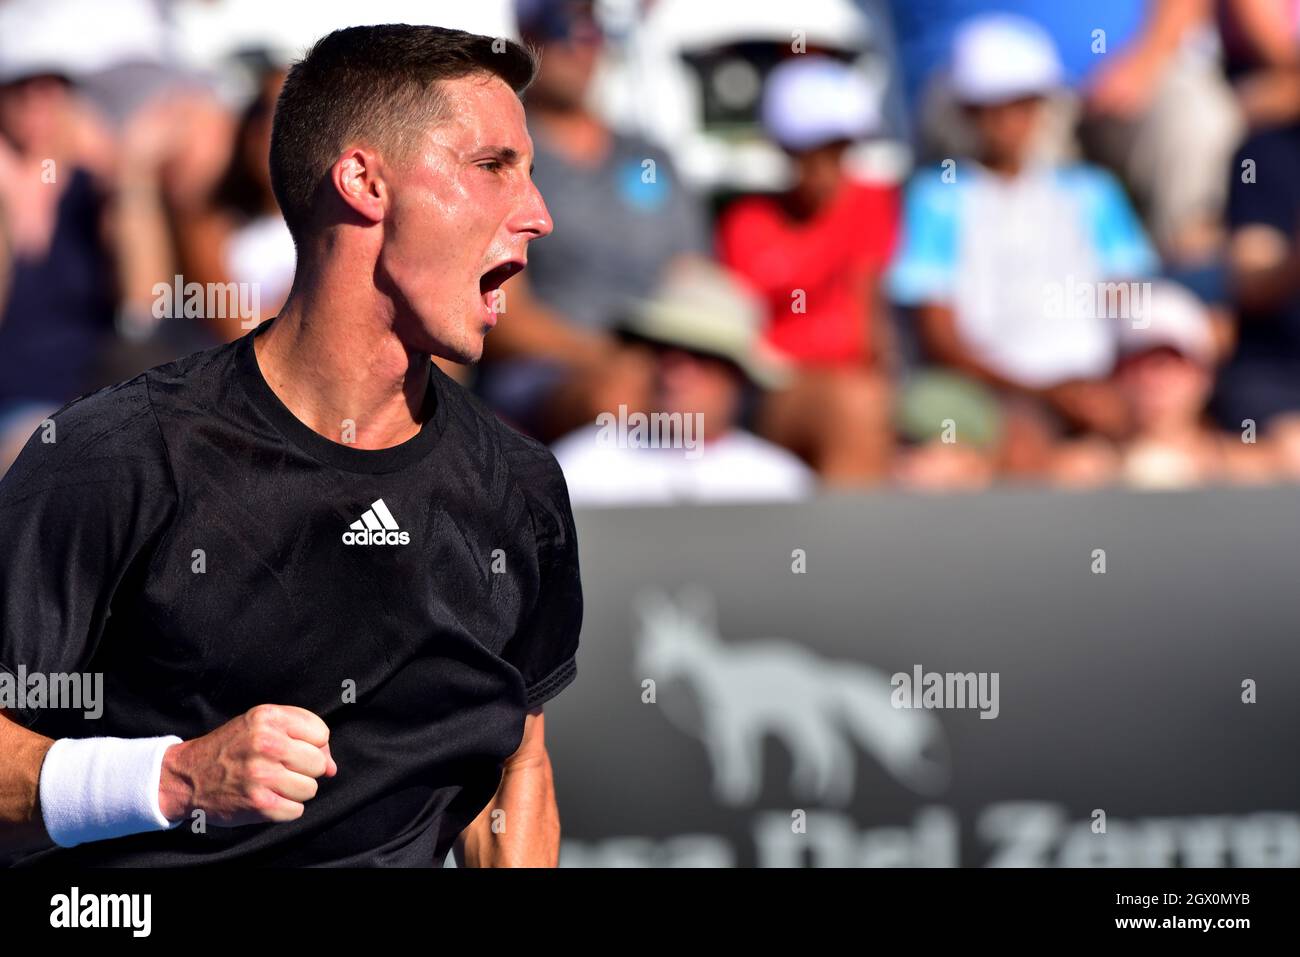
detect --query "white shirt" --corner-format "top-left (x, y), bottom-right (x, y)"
top-left (955, 164), bottom-right (1115, 387)
top-left (224, 215), bottom-right (296, 311)
top-left (552, 425), bottom-right (816, 507)
top-left (890, 162), bottom-right (1156, 390)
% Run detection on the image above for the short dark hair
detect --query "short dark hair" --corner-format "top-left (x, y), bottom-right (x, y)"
top-left (269, 24), bottom-right (538, 243)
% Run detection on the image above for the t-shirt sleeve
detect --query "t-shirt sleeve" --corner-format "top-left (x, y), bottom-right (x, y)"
top-left (504, 452), bottom-right (584, 709)
top-left (886, 172), bottom-right (960, 305)
top-left (1079, 166), bottom-right (1159, 278)
top-left (0, 378), bottom-right (175, 726)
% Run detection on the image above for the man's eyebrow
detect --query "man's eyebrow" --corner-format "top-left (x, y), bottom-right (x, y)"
top-left (482, 145), bottom-right (534, 174)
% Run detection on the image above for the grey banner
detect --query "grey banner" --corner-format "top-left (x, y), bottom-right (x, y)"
top-left (547, 487), bottom-right (1300, 867)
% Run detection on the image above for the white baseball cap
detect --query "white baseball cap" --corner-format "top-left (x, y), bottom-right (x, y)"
top-left (1118, 282), bottom-right (1216, 366)
top-left (950, 13), bottom-right (1063, 106)
top-left (761, 55), bottom-right (880, 152)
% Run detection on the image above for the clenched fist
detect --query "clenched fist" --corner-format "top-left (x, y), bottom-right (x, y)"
top-left (157, 705), bottom-right (337, 826)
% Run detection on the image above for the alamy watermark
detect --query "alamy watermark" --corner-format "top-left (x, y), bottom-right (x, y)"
top-left (50, 887), bottom-right (151, 937)
top-left (595, 404), bottom-right (704, 459)
top-left (0, 666), bottom-right (103, 719)
top-left (1043, 276), bottom-right (1151, 327)
top-left (152, 275), bottom-right (261, 329)
top-left (891, 664), bottom-right (1000, 719)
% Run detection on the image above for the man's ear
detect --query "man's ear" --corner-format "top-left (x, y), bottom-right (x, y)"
top-left (331, 146), bottom-right (386, 224)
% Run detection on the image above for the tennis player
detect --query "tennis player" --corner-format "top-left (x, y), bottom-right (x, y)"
top-left (0, 24), bottom-right (582, 867)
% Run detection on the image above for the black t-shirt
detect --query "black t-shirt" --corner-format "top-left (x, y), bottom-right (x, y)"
top-left (1228, 124), bottom-right (1300, 360)
top-left (0, 321), bottom-right (583, 866)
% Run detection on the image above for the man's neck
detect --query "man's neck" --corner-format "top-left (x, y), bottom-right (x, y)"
top-left (253, 282), bottom-right (432, 451)
top-left (978, 153), bottom-right (1027, 179)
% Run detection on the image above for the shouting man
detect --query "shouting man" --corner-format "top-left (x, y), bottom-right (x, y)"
top-left (0, 24), bottom-right (582, 867)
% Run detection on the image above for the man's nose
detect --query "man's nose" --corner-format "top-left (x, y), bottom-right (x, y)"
top-left (517, 180), bottom-right (554, 240)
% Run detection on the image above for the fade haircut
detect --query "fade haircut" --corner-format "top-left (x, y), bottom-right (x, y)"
top-left (269, 23), bottom-right (538, 243)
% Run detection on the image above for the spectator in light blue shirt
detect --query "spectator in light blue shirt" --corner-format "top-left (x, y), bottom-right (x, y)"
top-left (888, 14), bottom-right (1159, 441)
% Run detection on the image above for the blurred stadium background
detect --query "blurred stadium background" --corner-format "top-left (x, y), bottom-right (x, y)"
top-left (3, 0), bottom-right (1298, 867)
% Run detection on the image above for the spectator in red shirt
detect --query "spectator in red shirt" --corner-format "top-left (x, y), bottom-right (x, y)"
top-left (717, 55), bottom-right (898, 483)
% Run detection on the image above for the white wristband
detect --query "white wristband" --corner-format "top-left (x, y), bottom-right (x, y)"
top-left (39, 735), bottom-right (185, 848)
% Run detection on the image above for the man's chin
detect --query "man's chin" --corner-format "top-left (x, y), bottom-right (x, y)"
top-left (428, 333), bottom-right (484, 367)
top-left (392, 305), bottom-right (485, 364)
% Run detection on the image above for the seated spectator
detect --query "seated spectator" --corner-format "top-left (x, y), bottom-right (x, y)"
top-left (717, 55), bottom-right (898, 484)
top-left (0, 71), bottom-right (116, 474)
top-left (1095, 282), bottom-right (1274, 488)
top-left (168, 61), bottom-right (293, 348)
top-left (1212, 122), bottom-right (1300, 447)
top-left (719, 56), bottom-right (898, 371)
top-left (889, 14), bottom-right (1159, 446)
top-left (0, 0), bottom-right (241, 459)
top-left (552, 261), bottom-right (816, 506)
top-left (477, 0), bottom-right (706, 440)
top-left (895, 0), bottom-right (1239, 266)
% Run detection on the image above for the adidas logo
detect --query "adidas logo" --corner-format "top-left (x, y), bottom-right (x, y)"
top-left (342, 498), bottom-right (410, 545)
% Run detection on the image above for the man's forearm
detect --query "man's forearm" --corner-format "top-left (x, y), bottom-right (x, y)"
top-left (0, 711), bottom-right (55, 855)
top-left (456, 751), bottom-right (560, 867)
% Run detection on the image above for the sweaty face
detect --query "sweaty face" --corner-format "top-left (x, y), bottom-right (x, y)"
top-left (377, 74), bottom-right (552, 363)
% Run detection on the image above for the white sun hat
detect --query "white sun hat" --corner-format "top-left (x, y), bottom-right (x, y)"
top-left (950, 13), bottom-right (1064, 106)
top-left (618, 260), bottom-right (792, 389)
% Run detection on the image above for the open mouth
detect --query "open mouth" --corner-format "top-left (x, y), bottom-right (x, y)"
top-left (479, 260), bottom-right (525, 296)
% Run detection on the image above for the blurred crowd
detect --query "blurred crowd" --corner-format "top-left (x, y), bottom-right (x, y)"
top-left (5, 0), bottom-right (1300, 503)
